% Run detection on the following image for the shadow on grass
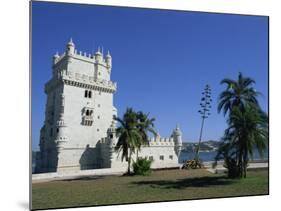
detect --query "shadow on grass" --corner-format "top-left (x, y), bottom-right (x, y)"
top-left (55, 175), bottom-right (105, 182)
top-left (132, 175), bottom-right (236, 189)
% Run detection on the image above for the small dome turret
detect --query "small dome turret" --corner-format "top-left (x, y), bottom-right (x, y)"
top-left (66, 38), bottom-right (75, 55)
top-left (95, 47), bottom-right (103, 63)
top-left (174, 125), bottom-right (182, 136)
top-left (105, 50), bottom-right (112, 68)
top-left (173, 125), bottom-right (182, 156)
top-left (67, 38), bottom-right (74, 47)
top-left (107, 121), bottom-right (117, 146)
top-left (53, 52), bottom-right (60, 64)
top-left (173, 125), bottom-right (182, 145)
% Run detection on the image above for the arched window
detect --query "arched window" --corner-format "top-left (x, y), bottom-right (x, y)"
top-left (88, 91), bottom-right (92, 98)
top-left (84, 90), bottom-right (88, 98)
top-left (86, 110), bottom-right (90, 116)
top-left (90, 110), bottom-right (93, 115)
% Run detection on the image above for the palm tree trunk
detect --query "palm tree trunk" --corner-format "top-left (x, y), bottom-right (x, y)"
top-left (238, 150), bottom-right (243, 178)
top-left (128, 150), bottom-right (132, 175)
top-left (242, 163), bottom-right (246, 178)
top-left (243, 151), bottom-right (248, 178)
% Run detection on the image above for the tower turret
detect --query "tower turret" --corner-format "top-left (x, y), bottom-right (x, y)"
top-left (107, 120), bottom-right (117, 147)
top-left (55, 117), bottom-right (68, 153)
top-left (173, 125), bottom-right (182, 155)
top-left (53, 52), bottom-right (59, 65)
top-left (55, 94), bottom-right (68, 153)
top-left (95, 47), bottom-right (103, 63)
top-left (55, 115), bottom-right (68, 172)
top-left (66, 38), bottom-right (75, 55)
top-left (105, 50), bottom-right (112, 69)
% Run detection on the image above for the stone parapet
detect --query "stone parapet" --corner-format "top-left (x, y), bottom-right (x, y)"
top-left (148, 137), bottom-right (175, 146)
top-left (45, 71), bottom-right (117, 93)
top-left (54, 49), bottom-right (109, 67)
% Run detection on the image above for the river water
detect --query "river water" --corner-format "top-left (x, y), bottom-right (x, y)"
top-left (179, 150), bottom-right (269, 163)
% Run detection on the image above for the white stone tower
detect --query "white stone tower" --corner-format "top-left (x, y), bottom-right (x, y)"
top-left (36, 39), bottom-right (117, 173)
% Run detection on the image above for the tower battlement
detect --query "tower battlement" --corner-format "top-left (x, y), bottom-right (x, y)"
top-left (53, 49), bottom-right (110, 67)
top-left (47, 39), bottom-right (115, 95)
top-left (148, 136), bottom-right (174, 145)
top-left (53, 39), bottom-right (112, 73)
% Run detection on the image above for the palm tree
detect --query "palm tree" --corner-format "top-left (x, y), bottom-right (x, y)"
top-left (136, 112), bottom-right (157, 158)
top-left (216, 72), bottom-right (268, 178)
top-left (216, 105), bottom-right (268, 178)
top-left (218, 72), bottom-right (260, 116)
top-left (114, 108), bottom-right (143, 175)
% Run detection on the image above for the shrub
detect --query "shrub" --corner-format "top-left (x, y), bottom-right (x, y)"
top-left (133, 158), bottom-right (152, 176)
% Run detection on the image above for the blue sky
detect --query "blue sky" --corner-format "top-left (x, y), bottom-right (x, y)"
top-left (31, 2), bottom-right (268, 151)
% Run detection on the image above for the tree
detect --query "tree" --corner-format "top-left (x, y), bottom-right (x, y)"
top-left (216, 73), bottom-right (268, 178)
top-left (136, 111), bottom-right (157, 158)
top-left (218, 72), bottom-right (260, 116)
top-left (114, 108), bottom-right (157, 175)
top-left (114, 108), bottom-right (143, 175)
top-left (227, 105), bottom-right (267, 178)
top-left (215, 105), bottom-right (268, 178)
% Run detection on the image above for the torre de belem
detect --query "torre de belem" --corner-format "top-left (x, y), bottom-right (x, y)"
top-left (35, 39), bottom-right (183, 174)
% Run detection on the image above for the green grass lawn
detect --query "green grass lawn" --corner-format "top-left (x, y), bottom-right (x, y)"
top-left (32, 168), bottom-right (268, 210)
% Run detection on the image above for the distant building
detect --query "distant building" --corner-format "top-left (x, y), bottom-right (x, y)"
top-left (35, 39), bottom-right (182, 174)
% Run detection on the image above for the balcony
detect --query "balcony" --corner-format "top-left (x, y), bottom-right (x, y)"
top-left (82, 115), bottom-right (93, 126)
